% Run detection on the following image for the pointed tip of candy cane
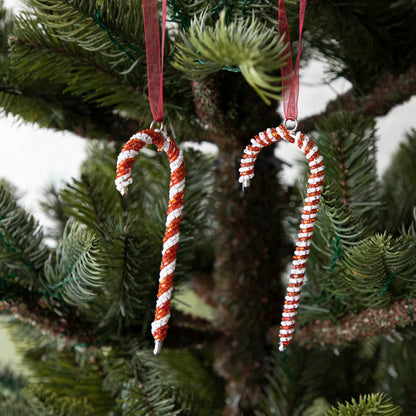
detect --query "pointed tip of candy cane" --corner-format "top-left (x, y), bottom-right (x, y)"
top-left (153, 340), bottom-right (163, 355)
top-left (279, 342), bottom-right (286, 352)
top-left (115, 180), bottom-right (130, 196)
top-left (240, 178), bottom-right (251, 191)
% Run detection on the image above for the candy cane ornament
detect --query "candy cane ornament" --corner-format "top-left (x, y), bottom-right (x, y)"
top-left (239, 124), bottom-right (324, 351)
top-left (115, 128), bottom-right (185, 355)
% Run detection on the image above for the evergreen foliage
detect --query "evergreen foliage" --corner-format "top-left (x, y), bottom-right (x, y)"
top-left (381, 130), bottom-right (416, 233)
top-left (44, 222), bottom-right (106, 305)
top-left (173, 10), bottom-right (286, 104)
top-left (0, 0), bottom-right (416, 414)
top-left (0, 181), bottom-right (49, 294)
top-left (306, 0), bottom-right (416, 92)
top-left (0, 365), bottom-right (25, 396)
top-left (324, 393), bottom-right (402, 416)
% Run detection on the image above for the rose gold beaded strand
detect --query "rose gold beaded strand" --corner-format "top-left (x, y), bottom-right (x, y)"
top-left (115, 128), bottom-right (185, 355)
top-left (238, 125), bottom-right (324, 351)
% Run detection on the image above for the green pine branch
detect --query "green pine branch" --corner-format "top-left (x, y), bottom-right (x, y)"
top-left (103, 348), bottom-right (224, 416)
top-left (0, 365), bottom-right (26, 397)
top-left (8, 385), bottom-right (94, 416)
top-left (44, 222), bottom-right (106, 305)
top-left (4, 0), bottom-right (194, 132)
top-left (374, 326), bottom-right (416, 413)
top-left (342, 233), bottom-right (416, 309)
top-left (58, 143), bottom-right (123, 232)
top-left (324, 393), bottom-right (402, 416)
top-left (27, 0), bottom-right (146, 75)
top-left (294, 113), bottom-right (382, 318)
top-left (8, 321), bottom-right (116, 415)
top-left (316, 113), bottom-right (380, 221)
top-left (10, 19), bottom-right (147, 118)
top-left (173, 10), bottom-right (286, 104)
top-left (169, 0), bottom-right (279, 27)
top-left (0, 70), bottom-right (139, 139)
top-left (381, 129), bottom-right (416, 233)
top-left (258, 343), bottom-right (366, 416)
top-left (306, 1), bottom-right (416, 92)
top-left (0, 0), bottom-right (139, 139)
top-left (259, 345), bottom-right (403, 416)
top-left (0, 182), bottom-right (50, 294)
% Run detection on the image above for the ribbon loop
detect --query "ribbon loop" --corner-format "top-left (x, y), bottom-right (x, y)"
top-left (143, 0), bottom-right (167, 122)
top-left (278, 0), bottom-right (307, 122)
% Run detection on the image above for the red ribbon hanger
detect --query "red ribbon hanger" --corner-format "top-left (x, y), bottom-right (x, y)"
top-left (278, 0), bottom-right (307, 124)
top-left (142, 0), bottom-right (167, 123)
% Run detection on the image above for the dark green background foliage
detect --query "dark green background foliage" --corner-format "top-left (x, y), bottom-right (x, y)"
top-left (1, 0), bottom-right (416, 415)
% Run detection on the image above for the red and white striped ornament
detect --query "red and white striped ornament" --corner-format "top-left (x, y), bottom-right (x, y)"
top-left (239, 124), bottom-right (324, 351)
top-left (115, 128), bottom-right (185, 355)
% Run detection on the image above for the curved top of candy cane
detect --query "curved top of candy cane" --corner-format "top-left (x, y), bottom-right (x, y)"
top-left (115, 129), bottom-right (175, 196)
top-left (239, 125), bottom-right (301, 190)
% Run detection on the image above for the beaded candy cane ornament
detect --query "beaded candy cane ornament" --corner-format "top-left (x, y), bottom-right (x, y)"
top-left (115, 128), bottom-right (185, 355)
top-left (239, 124), bottom-right (324, 351)
top-left (116, 0), bottom-right (184, 355)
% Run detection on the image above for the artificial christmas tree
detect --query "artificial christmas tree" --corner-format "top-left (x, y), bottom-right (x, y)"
top-left (1, 0), bottom-right (416, 415)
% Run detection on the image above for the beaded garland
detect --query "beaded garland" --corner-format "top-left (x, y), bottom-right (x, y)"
top-left (115, 128), bottom-right (185, 355)
top-left (239, 124), bottom-right (324, 351)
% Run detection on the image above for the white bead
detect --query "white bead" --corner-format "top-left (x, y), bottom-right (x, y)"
top-left (279, 335), bottom-right (293, 342)
top-left (300, 221), bottom-right (315, 229)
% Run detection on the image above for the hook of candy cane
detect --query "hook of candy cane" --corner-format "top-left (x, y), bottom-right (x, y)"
top-left (238, 125), bottom-right (324, 351)
top-left (115, 128), bottom-right (185, 355)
